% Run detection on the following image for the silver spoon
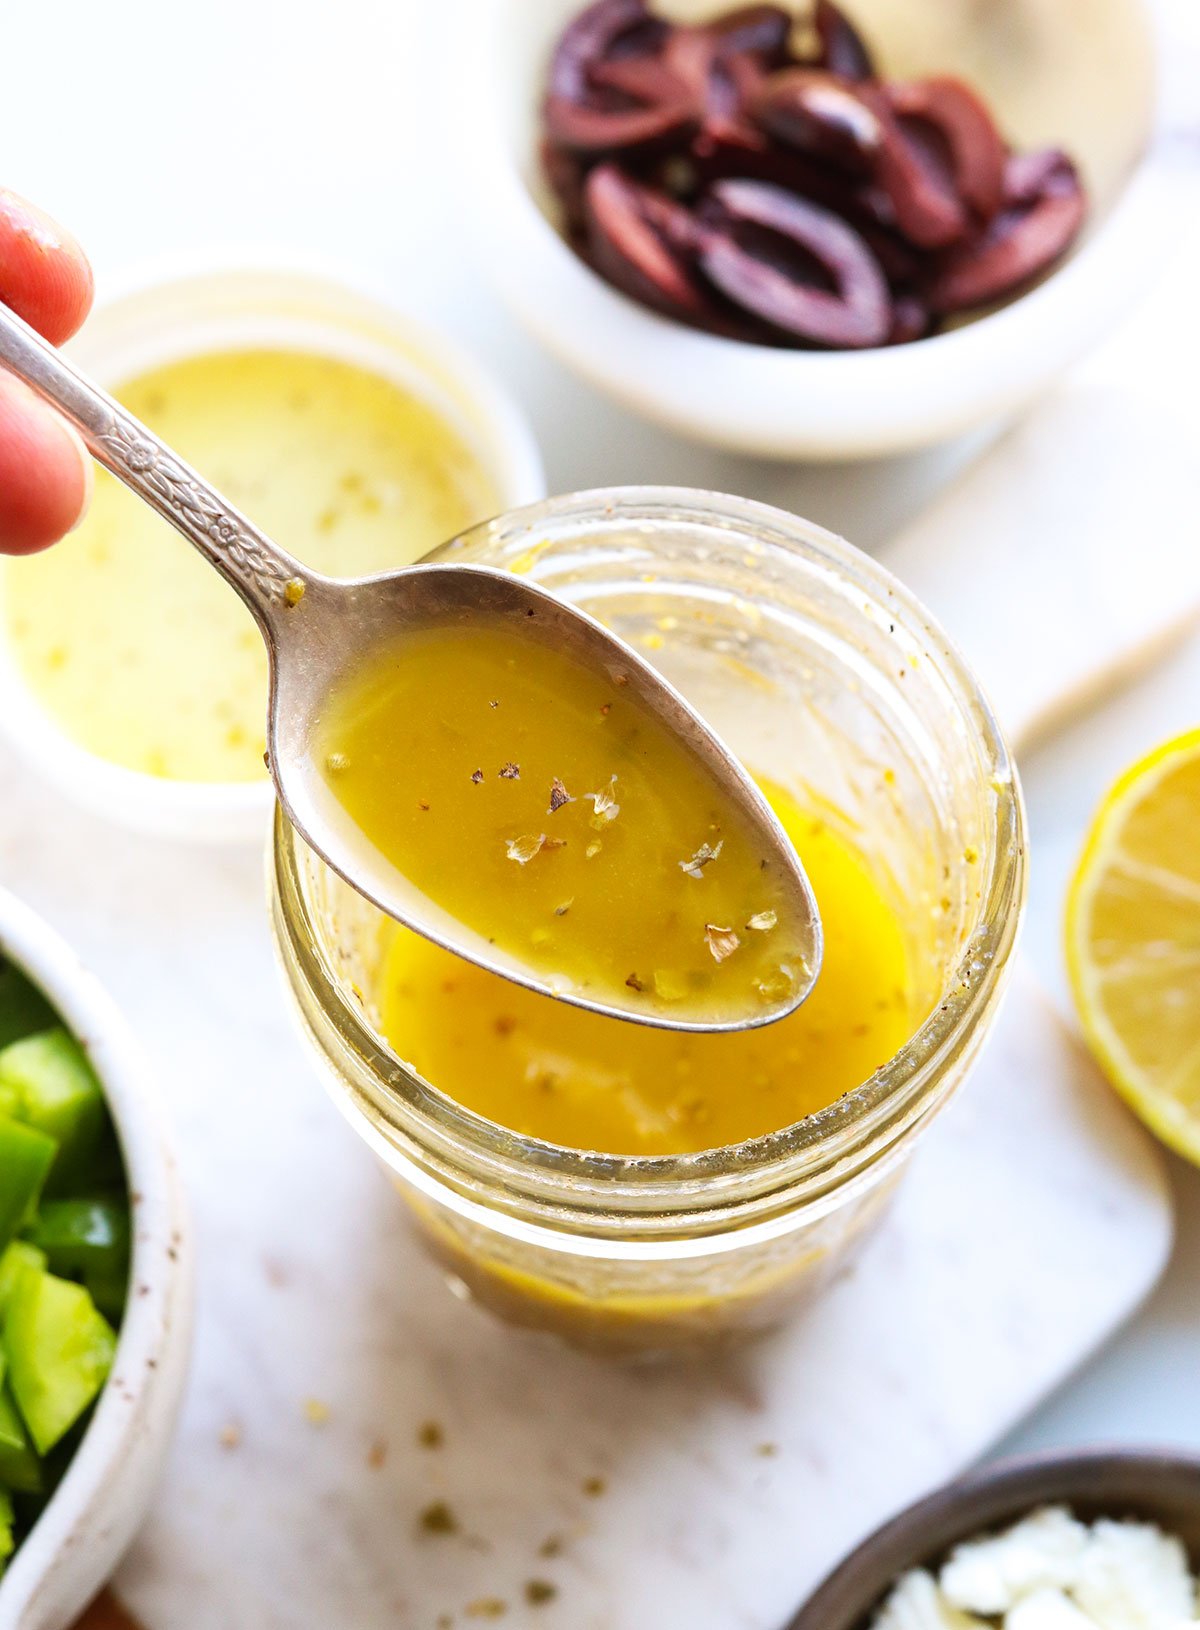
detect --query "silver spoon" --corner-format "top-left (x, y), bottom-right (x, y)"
top-left (0, 300), bottom-right (823, 1031)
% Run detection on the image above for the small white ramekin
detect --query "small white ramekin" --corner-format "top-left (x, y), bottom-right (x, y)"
top-left (463, 0), bottom-right (1172, 460)
top-left (0, 261), bottom-right (546, 844)
top-left (0, 886), bottom-right (193, 1630)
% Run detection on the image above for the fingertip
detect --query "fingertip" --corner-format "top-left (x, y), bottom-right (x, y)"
top-left (0, 375), bottom-right (93, 555)
top-left (0, 189), bottom-right (94, 345)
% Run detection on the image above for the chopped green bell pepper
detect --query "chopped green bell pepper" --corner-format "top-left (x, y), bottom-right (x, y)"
top-left (0, 1384), bottom-right (41, 1493)
top-left (3, 1267), bottom-right (117, 1455)
top-left (27, 1198), bottom-right (129, 1277)
top-left (0, 1117), bottom-right (57, 1252)
top-left (0, 1242), bottom-right (46, 1320)
top-left (0, 959), bottom-right (55, 1053)
top-left (29, 1199), bottom-right (131, 1325)
top-left (0, 1029), bottom-right (103, 1193)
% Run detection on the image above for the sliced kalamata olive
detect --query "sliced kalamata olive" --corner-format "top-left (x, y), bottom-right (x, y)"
top-left (887, 291), bottom-right (934, 344)
top-left (886, 77), bottom-right (1006, 221)
top-left (1004, 146), bottom-right (1077, 206)
top-left (706, 4), bottom-right (795, 63)
top-left (699, 178), bottom-right (891, 347)
top-left (544, 93), bottom-right (696, 154)
top-left (548, 0), bottom-right (655, 100)
top-left (926, 151), bottom-right (1086, 312)
top-left (589, 54), bottom-right (695, 107)
top-left (864, 92), bottom-right (969, 248)
top-left (584, 163), bottom-right (714, 321)
top-left (753, 69), bottom-right (885, 173)
top-left (663, 25), bottom-right (729, 108)
top-left (813, 0), bottom-right (875, 81)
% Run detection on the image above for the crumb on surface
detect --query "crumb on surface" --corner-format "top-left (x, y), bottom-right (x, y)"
top-left (420, 1500), bottom-right (459, 1536)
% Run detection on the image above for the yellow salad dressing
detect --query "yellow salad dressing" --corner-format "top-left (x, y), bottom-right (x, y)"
top-left (379, 780), bottom-right (918, 1154)
top-left (3, 350), bottom-right (498, 782)
top-left (317, 624), bottom-right (814, 1026)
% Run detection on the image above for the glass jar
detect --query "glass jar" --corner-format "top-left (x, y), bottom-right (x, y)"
top-left (270, 489), bottom-right (1025, 1357)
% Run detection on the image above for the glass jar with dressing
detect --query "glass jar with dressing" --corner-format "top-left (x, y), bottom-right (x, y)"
top-left (270, 489), bottom-right (1024, 1356)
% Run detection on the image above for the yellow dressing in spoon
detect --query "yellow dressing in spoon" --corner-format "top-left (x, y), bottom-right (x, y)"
top-left (317, 624), bottom-right (814, 1028)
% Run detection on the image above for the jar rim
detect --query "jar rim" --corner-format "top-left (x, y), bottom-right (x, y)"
top-left (272, 486), bottom-right (1025, 1230)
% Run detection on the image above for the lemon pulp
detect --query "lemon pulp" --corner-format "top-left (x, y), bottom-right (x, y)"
top-left (1066, 727), bottom-right (1200, 1161)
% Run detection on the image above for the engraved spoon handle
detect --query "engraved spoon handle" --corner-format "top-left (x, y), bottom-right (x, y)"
top-left (0, 299), bottom-right (305, 632)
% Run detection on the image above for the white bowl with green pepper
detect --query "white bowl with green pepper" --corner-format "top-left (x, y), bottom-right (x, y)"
top-left (0, 887), bottom-right (192, 1629)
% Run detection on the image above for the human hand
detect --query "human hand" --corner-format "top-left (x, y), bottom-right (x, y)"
top-left (0, 189), bottom-right (94, 554)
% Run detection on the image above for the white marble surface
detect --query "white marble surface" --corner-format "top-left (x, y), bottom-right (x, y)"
top-left (0, 0), bottom-right (1198, 1623)
top-left (0, 715), bottom-right (1175, 1629)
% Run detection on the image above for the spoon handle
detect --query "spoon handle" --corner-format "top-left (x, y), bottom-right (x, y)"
top-left (0, 299), bottom-right (306, 630)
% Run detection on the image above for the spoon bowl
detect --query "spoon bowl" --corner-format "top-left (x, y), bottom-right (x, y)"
top-left (0, 298), bottom-right (822, 1030)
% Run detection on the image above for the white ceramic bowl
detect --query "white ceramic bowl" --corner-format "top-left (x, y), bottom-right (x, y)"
top-left (0, 263), bottom-right (546, 844)
top-left (0, 887), bottom-right (192, 1630)
top-left (465, 0), bottom-right (1171, 459)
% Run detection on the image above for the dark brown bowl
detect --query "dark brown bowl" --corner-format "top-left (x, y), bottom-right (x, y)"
top-left (787, 1449), bottom-right (1200, 1630)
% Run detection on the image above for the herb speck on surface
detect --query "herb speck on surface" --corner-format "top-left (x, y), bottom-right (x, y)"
top-left (589, 777), bottom-right (620, 828)
top-left (419, 1500), bottom-right (459, 1536)
top-left (418, 1419), bottom-right (445, 1450)
top-left (471, 768), bottom-right (484, 784)
top-left (525, 1581), bottom-right (558, 1607)
top-left (506, 834), bottom-right (545, 865)
top-left (548, 777), bottom-right (572, 813)
top-left (499, 762), bottom-right (521, 779)
top-left (680, 840), bottom-right (723, 878)
top-left (705, 923), bottom-right (740, 963)
top-left (582, 1475), bottom-right (607, 1497)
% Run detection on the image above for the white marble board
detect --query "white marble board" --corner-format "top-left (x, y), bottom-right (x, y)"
top-left (0, 761), bottom-right (1172, 1630)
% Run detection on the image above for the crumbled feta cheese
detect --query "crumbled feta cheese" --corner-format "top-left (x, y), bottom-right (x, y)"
top-left (873, 1569), bottom-right (990, 1630)
top-left (1007, 1587), bottom-right (1103, 1630)
top-left (941, 1507), bottom-right (1091, 1614)
top-left (870, 1507), bottom-right (1200, 1630)
top-left (1072, 1520), bottom-right (1194, 1630)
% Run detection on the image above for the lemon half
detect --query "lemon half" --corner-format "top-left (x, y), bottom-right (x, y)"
top-left (1066, 728), bottom-right (1200, 1161)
